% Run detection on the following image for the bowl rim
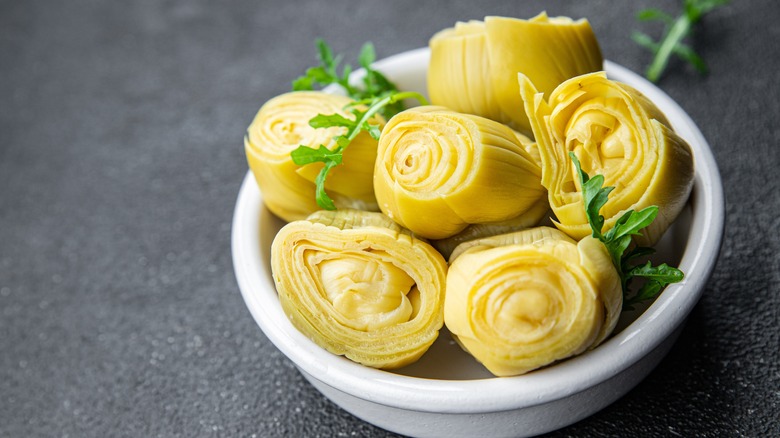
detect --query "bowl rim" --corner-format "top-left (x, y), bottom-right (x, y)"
top-left (232, 47), bottom-right (725, 414)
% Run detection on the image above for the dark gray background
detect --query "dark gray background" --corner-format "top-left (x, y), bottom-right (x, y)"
top-left (2, 0), bottom-right (778, 436)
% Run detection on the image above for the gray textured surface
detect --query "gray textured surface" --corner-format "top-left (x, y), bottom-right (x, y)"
top-left (1, 0), bottom-right (778, 437)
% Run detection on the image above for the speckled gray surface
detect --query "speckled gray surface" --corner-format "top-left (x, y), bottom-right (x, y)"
top-left (1, 0), bottom-right (778, 437)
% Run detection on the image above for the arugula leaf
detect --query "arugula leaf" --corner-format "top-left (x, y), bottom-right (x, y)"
top-left (291, 91), bottom-right (428, 210)
top-left (290, 39), bottom-right (426, 210)
top-left (569, 152), bottom-right (684, 309)
top-left (292, 39), bottom-right (356, 96)
top-left (585, 177), bottom-right (612, 238)
top-left (290, 144), bottom-right (343, 166)
top-left (637, 8), bottom-right (674, 25)
top-left (356, 42), bottom-right (404, 119)
top-left (308, 113), bottom-right (358, 130)
top-left (623, 246), bottom-right (657, 264)
top-left (632, 31), bottom-right (708, 75)
top-left (603, 207), bottom-right (658, 243)
top-left (358, 42), bottom-right (376, 73)
top-left (634, 0), bottom-right (729, 82)
top-left (313, 161), bottom-right (340, 211)
top-left (624, 262), bottom-right (685, 309)
top-left (293, 39), bottom-right (404, 119)
top-left (290, 145), bottom-right (342, 210)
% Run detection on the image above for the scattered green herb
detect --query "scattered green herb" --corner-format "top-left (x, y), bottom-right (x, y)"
top-left (291, 91), bottom-right (428, 210)
top-left (632, 0), bottom-right (729, 82)
top-left (293, 39), bottom-right (404, 119)
top-left (569, 153), bottom-right (684, 309)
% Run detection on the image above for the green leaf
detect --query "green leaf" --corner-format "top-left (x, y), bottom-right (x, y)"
top-left (290, 144), bottom-right (342, 166)
top-left (570, 152), bottom-right (612, 237)
top-left (673, 42), bottom-right (709, 74)
top-left (585, 175), bottom-right (612, 234)
top-left (632, 31), bottom-right (658, 52)
top-left (626, 281), bottom-right (664, 309)
top-left (568, 153), bottom-right (685, 309)
top-left (292, 90), bottom-right (428, 211)
top-left (334, 135), bottom-right (351, 149)
top-left (314, 161), bottom-right (338, 211)
top-left (292, 41), bottom-right (343, 91)
top-left (695, 0), bottom-right (730, 15)
top-left (341, 64), bottom-right (353, 85)
top-left (289, 39), bottom-right (425, 210)
top-left (637, 8), bottom-right (675, 24)
top-left (308, 113), bottom-right (357, 130)
top-left (628, 262), bottom-right (685, 283)
top-left (292, 75), bottom-right (314, 91)
top-left (358, 42), bottom-right (376, 69)
top-left (632, 31), bottom-right (709, 75)
top-left (316, 38), bottom-right (335, 71)
top-left (623, 262), bottom-right (684, 309)
top-left (634, 0), bottom-right (727, 82)
top-left (292, 38), bottom-right (407, 119)
top-left (684, 0), bottom-right (728, 22)
top-left (308, 66), bottom-right (333, 82)
top-left (647, 15), bottom-right (693, 82)
top-left (604, 206), bottom-right (658, 242)
top-left (292, 66), bottom-right (336, 91)
top-left (366, 123), bottom-right (381, 140)
top-left (623, 246), bottom-right (656, 265)
top-left (290, 143), bottom-right (344, 211)
top-left (604, 235), bottom-right (632, 277)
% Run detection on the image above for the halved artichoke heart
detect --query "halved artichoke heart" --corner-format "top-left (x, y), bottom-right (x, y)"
top-left (374, 106), bottom-right (545, 240)
top-left (271, 209), bottom-right (447, 369)
top-left (428, 12), bottom-right (603, 134)
top-left (519, 72), bottom-right (695, 246)
top-left (245, 91), bottom-right (383, 222)
top-left (445, 227), bottom-right (622, 377)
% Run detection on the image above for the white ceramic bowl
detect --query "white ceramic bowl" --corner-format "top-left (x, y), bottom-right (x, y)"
top-left (232, 48), bottom-right (724, 438)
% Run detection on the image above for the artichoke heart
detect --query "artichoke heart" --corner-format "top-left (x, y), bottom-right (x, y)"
top-left (519, 72), bottom-right (695, 245)
top-left (432, 194), bottom-right (551, 260)
top-left (373, 106), bottom-right (545, 240)
top-left (428, 12), bottom-right (603, 134)
top-left (271, 209), bottom-right (447, 369)
top-left (431, 130), bottom-right (550, 259)
top-left (445, 227), bottom-right (622, 377)
top-left (244, 91), bottom-right (383, 222)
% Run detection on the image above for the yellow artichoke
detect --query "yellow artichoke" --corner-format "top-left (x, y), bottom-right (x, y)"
top-left (519, 72), bottom-right (695, 245)
top-left (245, 91), bottom-right (382, 222)
top-left (445, 227), bottom-right (622, 377)
top-left (430, 130), bottom-right (549, 258)
top-left (431, 195), bottom-right (550, 260)
top-left (373, 106), bottom-right (545, 240)
top-left (428, 12), bottom-right (603, 134)
top-left (271, 209), bottom-right (447, 369)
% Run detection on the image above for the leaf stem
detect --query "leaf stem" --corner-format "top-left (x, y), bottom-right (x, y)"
top-left (636, 0), bottom-right (728, 82)
top-left (647, 14), bottom-right (692, 82)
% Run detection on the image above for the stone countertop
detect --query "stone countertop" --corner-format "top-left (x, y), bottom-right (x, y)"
top-left (2, 0), bottom-right (778, 436)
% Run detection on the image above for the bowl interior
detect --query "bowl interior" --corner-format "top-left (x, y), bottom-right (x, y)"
top-left (232, 48), bottom-right (724, 410)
